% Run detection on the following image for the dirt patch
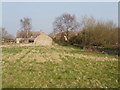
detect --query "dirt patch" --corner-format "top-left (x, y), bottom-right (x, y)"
top-left (2, 53), bottom-right (12, 60)
top-left (21, 51), bottom-right (62, 63)
top-left (22, 53), bottom-right (46, 62)
top-left (64, 53), bottom-right (118, 61)
top-left (1, 43), bottom-right (35, 47)
top-left (31, 50), bottom-right (39, 53)
top-left (42, 52), bottom-right (62, 63)
top-left (3, 49), bottom-right (30, 62)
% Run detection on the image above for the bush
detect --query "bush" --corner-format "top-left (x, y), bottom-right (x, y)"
top-left (53, 39), bottom-right (71, 46)
top-left (69, 20), bottom-right (118, 48)
top-left (69, 34), bottom-right (82, 45)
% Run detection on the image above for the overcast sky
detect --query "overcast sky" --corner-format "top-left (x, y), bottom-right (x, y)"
top-left (2, 2), bottom-right (118, 36)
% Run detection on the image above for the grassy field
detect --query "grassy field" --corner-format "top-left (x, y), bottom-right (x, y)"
top-left (2, 45), bottom-right (118, 88)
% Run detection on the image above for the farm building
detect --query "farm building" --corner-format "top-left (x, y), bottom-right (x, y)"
top-left (53, 31), bottom-right (77, 41)
top-left (16, 31), bottom-right (53, 45)
top-left (34, 33), bottom-right (53, 46)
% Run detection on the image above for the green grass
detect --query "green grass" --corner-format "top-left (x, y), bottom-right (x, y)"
top-left (2, 45), bottom-right (118, 88)
top-left (2, 46), bottom-right (28, 55)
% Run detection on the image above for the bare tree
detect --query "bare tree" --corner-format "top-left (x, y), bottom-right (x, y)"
top-left (0, 28), bottom-right (15, 43)
top-left (80, 16), bottom-right (96, 29)
top-left (80, 16), bottom-right (97, 47)
top-left (20, 17), bottom-right (32, 38)
top-left (53, 13), bottom-right (79, 41)
top-left (0, 28), bottom-right (7, 38)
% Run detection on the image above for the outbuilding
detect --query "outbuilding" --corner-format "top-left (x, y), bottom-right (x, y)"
top-left (34, 32), bottom-right (53, 46)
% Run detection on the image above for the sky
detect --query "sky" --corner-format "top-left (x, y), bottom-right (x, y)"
top-left (1, 2), bottom-right (118, 36)
top-left (0, 2), bottom-right (2, 27)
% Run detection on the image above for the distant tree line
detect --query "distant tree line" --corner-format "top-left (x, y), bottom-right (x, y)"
top-left (0, 28), bottom-right (15, 43)
top-left (53, 13), bottom-right (118, 48)
top-left (1, 14), bottom-right (119, 49)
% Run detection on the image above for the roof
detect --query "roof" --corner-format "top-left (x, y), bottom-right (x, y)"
top-left (16, 31), bottom-right (43, 38)
top-left (53, 31), bottom-right (77, 40)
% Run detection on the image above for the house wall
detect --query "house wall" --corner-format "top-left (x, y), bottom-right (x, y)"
top-left (16, 38), bottom-right (24, 43)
